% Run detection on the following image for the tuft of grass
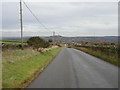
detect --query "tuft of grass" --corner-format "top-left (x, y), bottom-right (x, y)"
top-left (2, 47), bottom-right (61, 88)
top-left (72, 46), bottom-right (119, 66)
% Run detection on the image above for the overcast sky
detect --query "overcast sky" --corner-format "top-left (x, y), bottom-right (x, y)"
top-left (1, 0), bottom-right (118, 37)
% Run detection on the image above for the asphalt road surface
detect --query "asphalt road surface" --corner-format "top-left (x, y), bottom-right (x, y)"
top-left (28, 47), bottom-right (118, 88)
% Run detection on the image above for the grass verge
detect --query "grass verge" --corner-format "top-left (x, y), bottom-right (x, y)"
top-left (71, 46), bottom-right (119, 66)
top-left (0, 40), bottom-right (27, 44)
top-left (2, 47), bottom-right (61, 88)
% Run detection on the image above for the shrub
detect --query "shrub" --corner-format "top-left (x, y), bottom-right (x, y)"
top-left (48, 39), bottom-right (53, 43)
top-left (27, 37), bottom-right (50, 52)
top-left (43, 41), bottom-right (50, 48)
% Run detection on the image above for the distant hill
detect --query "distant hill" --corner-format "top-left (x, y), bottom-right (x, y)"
top-left (43, 36), bottom-right (119, 43)
top-left (2, 36), bottom-right (119, 43)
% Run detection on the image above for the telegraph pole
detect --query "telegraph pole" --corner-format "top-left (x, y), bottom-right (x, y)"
top-left (53, 31), bottom-right (56, 45)
top-left (20, 0), bottom-right (23, 50)
top-left (53, 31), bottom-right (55, 43)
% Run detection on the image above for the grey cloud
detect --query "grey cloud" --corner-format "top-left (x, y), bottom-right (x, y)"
top-left (2, 2), bottom-right (118, 37)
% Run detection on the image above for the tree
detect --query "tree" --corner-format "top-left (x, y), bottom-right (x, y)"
top-left (111, 43), bottom-right (115, 45)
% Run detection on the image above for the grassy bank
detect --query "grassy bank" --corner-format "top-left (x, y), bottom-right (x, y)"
top-left (71, 46), bottom-right (119, 66)
top-left (2, 47), bottom-right (61, 88)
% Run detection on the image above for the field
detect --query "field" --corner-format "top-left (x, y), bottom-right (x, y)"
top-left (2, 47), bottom-right (61, 88)
top-left (0, 40), bottom-right (27, 44)
top-left (71, 46), bottom-right (119, 66)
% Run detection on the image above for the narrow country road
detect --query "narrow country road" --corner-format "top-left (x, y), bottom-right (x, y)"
top-left (28, 47), bottom-right (118, 88)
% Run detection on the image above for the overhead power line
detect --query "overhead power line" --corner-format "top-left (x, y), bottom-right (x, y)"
top-left (22, 0), bottom-right (52, 33)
